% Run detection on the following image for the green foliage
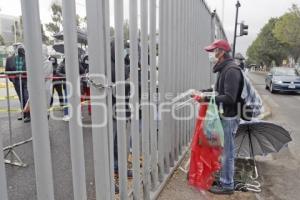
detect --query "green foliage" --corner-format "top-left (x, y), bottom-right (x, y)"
top-left (41, 25), bottom-right (51, 45)
top-left (273, 4), bottom-right (300, 62)
top-left (10, 16), bottom-right (23, 44)
top-left (247, 18), bottom-right (288, 67)
top-left (45, 2), bottom-right (63, 35)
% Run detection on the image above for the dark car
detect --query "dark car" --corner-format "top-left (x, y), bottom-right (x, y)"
top-left (265, 67), bottom-right (300, 93)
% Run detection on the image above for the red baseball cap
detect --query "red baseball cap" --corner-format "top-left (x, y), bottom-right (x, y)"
top-left (204, 39), bottom-right (231, 52)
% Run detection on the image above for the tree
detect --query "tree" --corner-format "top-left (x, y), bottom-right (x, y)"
top-left (273, 4), bottom-right (300, 62)
top-left (41, 25), bottom-right (51, 45)
top-left (247, 18), bottom-right (288, 67)
top-left (0, 34), bottom-right (5, 45)
top-left (45, 2), bottom-right (63, 35)
top-left (10, 16), bottom-right (23, 43)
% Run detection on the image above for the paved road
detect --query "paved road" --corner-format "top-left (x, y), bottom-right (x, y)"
top-left (247, 72), bottom-right (300, 200)
top-left (0, 77), bottom-right (97, 200)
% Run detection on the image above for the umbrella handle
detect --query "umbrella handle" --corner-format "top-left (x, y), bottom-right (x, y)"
top-left (250, 165), bottom-right (259, 180)
top-left (245, 181), bottom-right (261, 193)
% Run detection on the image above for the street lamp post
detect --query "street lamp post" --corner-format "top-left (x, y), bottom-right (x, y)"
top-left (232, 0), bottom-right (240, 58)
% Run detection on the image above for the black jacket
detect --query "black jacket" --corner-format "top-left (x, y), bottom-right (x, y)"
top-left (213, 59), bottom-right (243, 117)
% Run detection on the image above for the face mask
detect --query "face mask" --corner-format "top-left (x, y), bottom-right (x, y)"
top-left (208, 52), bottom-right (218, 64)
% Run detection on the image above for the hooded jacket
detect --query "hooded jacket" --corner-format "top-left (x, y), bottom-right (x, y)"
top-left (213, 58), bottom-right (243, 117)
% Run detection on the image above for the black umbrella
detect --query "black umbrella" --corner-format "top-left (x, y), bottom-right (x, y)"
top-left (53, 29), bottom-right (88, 45)
top-left (235, 120), bottom-right (292, 179)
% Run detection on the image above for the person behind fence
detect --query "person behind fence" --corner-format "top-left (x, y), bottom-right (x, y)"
top-left (5, 43), bottom-right (30, 123)
top-left (23, 45), bottom-right (53, 115)
top-left (49, 56), bottom-right (64, 108)
top-left (198, 39), bottom-right (244, 195)
top-left (56, 56), bottom-right (86, 121)
top-left (80, 54), bottom-right (91, 115)
top-left (110, 40), bottom-right (133, 181)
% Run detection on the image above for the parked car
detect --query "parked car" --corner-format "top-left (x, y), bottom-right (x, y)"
top-left (265, 67), bottom-right (300, 93)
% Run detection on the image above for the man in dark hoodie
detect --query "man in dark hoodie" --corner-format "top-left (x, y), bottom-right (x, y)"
top-left (202, 40), bottom-right (243, 195)
top-left (5, 44), bottom-right (30, 122)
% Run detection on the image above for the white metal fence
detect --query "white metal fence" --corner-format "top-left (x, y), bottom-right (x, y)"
top-left (0, 0), bottom-right (226, 199)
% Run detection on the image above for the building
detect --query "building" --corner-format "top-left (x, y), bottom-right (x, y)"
top-left (0, 14), bottom-right (19, 44)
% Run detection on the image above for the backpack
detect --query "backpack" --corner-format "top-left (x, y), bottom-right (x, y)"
top-left (225, 65), bottom-right (264, 121)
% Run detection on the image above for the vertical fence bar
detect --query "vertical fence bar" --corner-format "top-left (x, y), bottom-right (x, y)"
top-left (184, 0), bottom-right (189, 147)
top-left (163, 0), bottom-right (171, 173)
top-left (0, 79), bottom-right (8, 200)
top-left (141, 0), bottom-right (151, 198)
top-left (114, 0), bottom-right (128, 198)
top-left (129, 0), bottom-right (141, 198)
top-left (181, 2), bottom-right (187, 148)
top-left (20, 0), bottom-right (55, 199)
top-left (174, 0), bottom-right (180, 161)
top-left (86, 0), bottom-right (112, 199)
top-left (178, 0), bottom-right (183, 156)
top-left (168, 0), bottom-right (176, 167)
top-left (188, 0), bottom-right (193, 142)
top-left (61, 1), bottom-right (88, 199)
top-left (149, 0), bottom-right (159, 191)
top-left (103, 0), bottom-right (115, 197)
top-left (192, 0), bottom-right (197, 140)
top-left (158, 0), bottom-right (166, 182)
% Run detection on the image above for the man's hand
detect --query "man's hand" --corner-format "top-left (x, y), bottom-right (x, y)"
top-left (191, 91), bottom-right (211, 103)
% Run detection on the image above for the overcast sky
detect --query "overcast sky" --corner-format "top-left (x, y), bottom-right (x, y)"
top-left (0, 0), bottom-right (299, 55)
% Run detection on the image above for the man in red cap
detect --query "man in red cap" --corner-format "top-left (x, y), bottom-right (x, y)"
top-left (202, 39), bottom-right (244, 194)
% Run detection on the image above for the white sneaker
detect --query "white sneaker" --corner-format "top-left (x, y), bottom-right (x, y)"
top-left (62, 116), bottom-right (70, 121)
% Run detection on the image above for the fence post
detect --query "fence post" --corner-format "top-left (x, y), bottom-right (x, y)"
top-left (20, 0), bottom-right (55, 199)
top-left (158, 0), bottom-right (166, 183)
top-left (129, 0), bottom-right (141, 198)
top-left (0, 79), bottom-right (8, 199)
top-left (149, 0), bottom-right (159, 191)
top-left (141, 0), bottom-right (151, 198)
top-left (114, 0), bottom-right (128, 198)
top-left (61, 1), bottom-right (88, 199)
top-left (86, 0), bottom-right (112, 199)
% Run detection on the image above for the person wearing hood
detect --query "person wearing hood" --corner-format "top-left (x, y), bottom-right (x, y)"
top-left (199, 40), bottom-right (244, 195)
top-left (5, 43), bottom-right (30, 122)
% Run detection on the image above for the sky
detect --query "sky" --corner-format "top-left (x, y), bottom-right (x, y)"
top-left (206, 0), bottom-right (300, 55)
top-left (0, 0), bottom-right (299, 55)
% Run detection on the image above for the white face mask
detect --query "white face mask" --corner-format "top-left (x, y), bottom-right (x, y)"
top-left (208, 52), bottom-right (218, 64)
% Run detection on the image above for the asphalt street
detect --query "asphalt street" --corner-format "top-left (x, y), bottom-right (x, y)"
top-left (0, 77), bottom-right (97, 200)
top-left (247, 71), bottom-right (300, 200)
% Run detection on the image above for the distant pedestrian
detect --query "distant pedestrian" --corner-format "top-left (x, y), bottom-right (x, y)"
top-left (49, 56), bottom-right (64, 108)
top-left (5, 43), bottom-right (30, 123)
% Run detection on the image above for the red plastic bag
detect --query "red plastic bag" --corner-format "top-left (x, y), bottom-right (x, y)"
top-left (188, 104), bottom-right (223, 190)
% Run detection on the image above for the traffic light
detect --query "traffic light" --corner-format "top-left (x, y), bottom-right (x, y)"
top-left (240, 22), bottom-right (248, 36)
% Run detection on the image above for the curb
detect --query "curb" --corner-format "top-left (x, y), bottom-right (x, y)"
top-left (259, 101), bottom-right (272, 120)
